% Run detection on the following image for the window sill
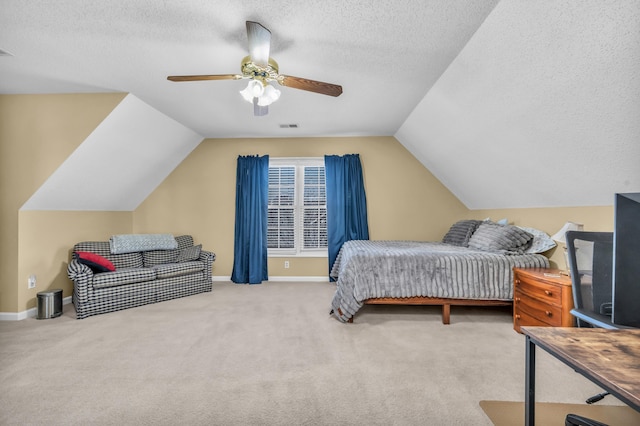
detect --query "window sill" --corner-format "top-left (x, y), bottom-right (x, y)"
top-left (268, 252), bottom-right (328, 258)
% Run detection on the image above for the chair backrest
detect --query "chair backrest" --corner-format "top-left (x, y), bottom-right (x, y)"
top-left (565, 231), bottom-right (615, 328)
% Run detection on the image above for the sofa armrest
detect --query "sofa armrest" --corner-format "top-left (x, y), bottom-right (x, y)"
top-left (199, 249), bottom-right (216, 263)
top-left (199, 250), bottom-right (216, 281)
top-left (67, 259), bottom-right (94, 303)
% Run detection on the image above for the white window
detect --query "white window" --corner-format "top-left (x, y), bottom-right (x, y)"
top-left (268, 158), bottom-right (327, 257)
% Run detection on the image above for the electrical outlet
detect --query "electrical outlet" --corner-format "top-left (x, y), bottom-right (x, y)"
top-left (284, 261), bottom-right (290, 269)
top-left (28, 274), bottom-right (36, 289)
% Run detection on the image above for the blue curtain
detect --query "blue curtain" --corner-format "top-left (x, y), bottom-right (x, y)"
top-left (325, 154), bottom-right (370, 278)
top-left (231, 155), bottom-right (269, 284)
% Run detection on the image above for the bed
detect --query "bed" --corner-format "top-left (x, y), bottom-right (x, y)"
top-left (329, 220), bottom-right (553, 324)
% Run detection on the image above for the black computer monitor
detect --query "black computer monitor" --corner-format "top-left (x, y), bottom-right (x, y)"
top-left (612, 192), bottom-right (640, 327)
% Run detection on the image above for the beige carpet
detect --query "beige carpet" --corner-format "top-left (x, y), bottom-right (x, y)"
top-left (480, 400), bottom-right (640, 425)
top-left (0, 281), bottom-right (625, 425)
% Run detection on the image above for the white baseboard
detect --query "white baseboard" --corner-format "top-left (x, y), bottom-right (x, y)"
top-left (268, 276), bottom-right (330, 282)
top-left (0, 296), bottom-right (73, 321)
top-left (1, 277), bottom-right (331, 320)
top-left (213, 276), bottom-right (330, 282)
top-left (212, 276), bottom-right (231, 282)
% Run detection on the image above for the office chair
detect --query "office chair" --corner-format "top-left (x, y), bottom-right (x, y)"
top-left (565, 231), bottom-right (618, 329)
top-left (565, 413), bottom-right (608, 426)
top-left (564, 231), bottom-right (630, 426)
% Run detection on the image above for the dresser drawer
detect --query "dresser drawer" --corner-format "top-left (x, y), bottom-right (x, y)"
top-left (513, 268), bottom-right (574, 333)
top-left (514, 309), bottom-right (552, 332)
top-left (515, 290), bottom-right (562, 326)
top-left (515, 275), bottom-right (563, 305)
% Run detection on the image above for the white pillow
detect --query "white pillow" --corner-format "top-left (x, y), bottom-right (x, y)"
top-left (517, 226), bottom-right (556, 254)
top-left (483, 217), bottom-right (509, 225)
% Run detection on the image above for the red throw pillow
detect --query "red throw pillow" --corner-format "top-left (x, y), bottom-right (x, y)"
top-left (74, 251), bottom-right (116, 272)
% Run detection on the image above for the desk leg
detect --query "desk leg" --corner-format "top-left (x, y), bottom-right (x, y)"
top-left (525, 336), bottom-right (536, 426)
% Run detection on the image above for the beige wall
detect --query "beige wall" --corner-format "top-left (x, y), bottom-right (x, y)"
top-left (134, 136), bottom-right (469, 278)
top-left (1, 93), bottom-right (618, 314)
top-left (0, 93), bottom-right (127, 312)
top-left (135, 133), bottom-right (616, 276)
top-left (467, 206), bottom-right (614, 269)
top-left (18, 211), bottom-right (133, 309)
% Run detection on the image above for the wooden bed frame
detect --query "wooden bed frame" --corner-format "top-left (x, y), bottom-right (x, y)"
top-left (346, 297), bottom-right (513, 324)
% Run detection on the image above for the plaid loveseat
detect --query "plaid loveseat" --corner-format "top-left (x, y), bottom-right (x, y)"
top-left (67, 235), bottom-right (215, 319)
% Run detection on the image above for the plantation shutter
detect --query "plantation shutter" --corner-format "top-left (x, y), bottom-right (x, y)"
top-left (302, 166), bottom-right (327, 250)
top-left (267, 159), bottom-right (327, 255)
top-left (267, 166), bottom-right (295, 249)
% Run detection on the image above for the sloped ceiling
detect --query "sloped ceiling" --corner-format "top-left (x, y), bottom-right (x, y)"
top-left (0, 0), bottom-right (499, 138)
top-left (3, 0), bottom-right (640, 211)
top-left (21, 94), bottom-right (203, 211)
top-left (396, 0), bottom-right (640, 209)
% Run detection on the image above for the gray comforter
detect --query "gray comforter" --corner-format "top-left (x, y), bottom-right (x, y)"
top-left (330, 240), bottom-right (550, 322)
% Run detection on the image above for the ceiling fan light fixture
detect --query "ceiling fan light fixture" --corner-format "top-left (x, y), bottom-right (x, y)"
top-left (240, 80), bottom-right (265, 103)
top-left (257, 84), bottom-right (281, 106)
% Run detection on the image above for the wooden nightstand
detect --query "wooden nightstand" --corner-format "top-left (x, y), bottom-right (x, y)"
top-left (513, 268), bottom-right (575, 333)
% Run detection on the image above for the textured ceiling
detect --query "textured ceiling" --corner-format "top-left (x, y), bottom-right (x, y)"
top-left (396, 0), bottom-right (640, 208)
top-left (3, 0), bottom-right (640, 211)
top-left (0, 0), bottom-right (499, 137)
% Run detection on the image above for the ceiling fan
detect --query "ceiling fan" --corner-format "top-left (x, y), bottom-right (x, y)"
top-left (167, 21), bottom-right (343, 116)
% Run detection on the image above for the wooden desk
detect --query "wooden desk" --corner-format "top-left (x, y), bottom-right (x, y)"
top-left (522, 327), bottom-right (640, 426)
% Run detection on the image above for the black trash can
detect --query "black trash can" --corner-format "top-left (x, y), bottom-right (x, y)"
top-left (37, 289), bottom-right (63, 319)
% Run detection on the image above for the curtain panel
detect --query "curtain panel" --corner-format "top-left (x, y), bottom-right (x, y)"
top-left (324, 154), bottom-right (370, 278)
top-left (231, 155), bottom-right (269, 284)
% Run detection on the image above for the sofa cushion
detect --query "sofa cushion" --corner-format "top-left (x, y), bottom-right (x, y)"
top-left (175, 235), bottom-right (194, 250)
top-left (143, 249), bottom-right (179, 267)
top-left (74, 251), bottom-right (116, 272)
top-left (103, 252), bottom-right (143, 270)
top-left (74, 241), bottom-right (144, 269)
top-left (74, 241), bottom-right (112, 257)
top-left (176, 244), bottom-right (201, 263)
top-left (153, 261), bottom-right (205, 279)
top-left (93, 268), bottom-right (157, 289)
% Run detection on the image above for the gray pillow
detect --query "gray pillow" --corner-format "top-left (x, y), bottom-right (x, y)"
top-left (175, 244), bottom-right (202, 263)
top-left (467, 222), bottom-right (533, 254)
top-left (517, 226), bottom-right (557, 254)
top-left (175, 235), bottom-right (195, 250)
top-left (442, 220), bottom-right (482, 247)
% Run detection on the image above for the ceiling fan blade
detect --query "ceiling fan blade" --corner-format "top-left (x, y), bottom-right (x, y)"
top-left (278, 75), bottom-right (343, 97)
top-left (167, 74), bottom-right (241, 82)
top-left (246, 21), bottom-right (271, 67)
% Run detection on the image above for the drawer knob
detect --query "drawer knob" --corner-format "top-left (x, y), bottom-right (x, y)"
top-left (515, 297), bottom-right (521, 303)
top-left (544, 290), bottom-right (552, 296)
top-left (515, 314), bottom-right (521, 320)
top-left (545, 311), bottom-right (552, 317)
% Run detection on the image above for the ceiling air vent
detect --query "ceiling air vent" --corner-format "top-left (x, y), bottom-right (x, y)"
top-left (0, 48), bottom-right (14, 57)
top-left (279, 124), bottom-right (299, 128)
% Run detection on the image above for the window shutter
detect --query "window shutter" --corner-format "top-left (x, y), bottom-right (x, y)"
top-left (267, 159), bottom-right (327, 255)
top-left (268, 166), bottom-right (295, 249)
top-left (302, 166), bottom-right (327, 250)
